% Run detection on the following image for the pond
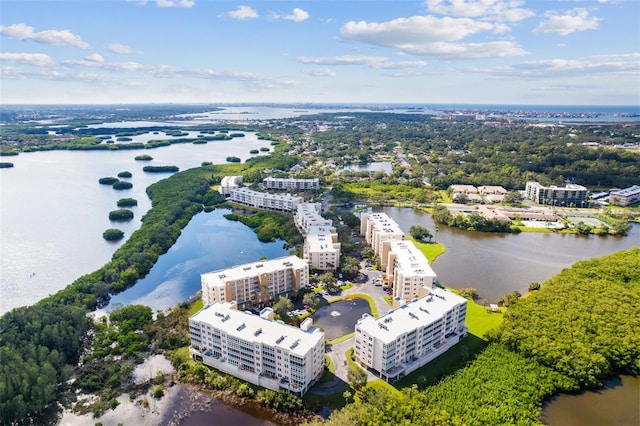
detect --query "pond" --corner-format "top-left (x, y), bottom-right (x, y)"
top-left (313, 298), bottom-right (371, 340)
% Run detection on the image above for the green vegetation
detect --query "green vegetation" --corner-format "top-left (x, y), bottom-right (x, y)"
top-left (143, 165), bottom-right (179, 173)
top-left (250, 149), bottom-right (259, 154)
top-left (224, 209), bottom-right (303, 247)
top-left (108, 209), bottom-right (134, 221)
top-left (490, 248), bottom-right (640, 388)
top-left (0, 162), bottom-right (14, 168)
top-left (116, 198), bottom-right (138, 207)
top-left (432, 204), bottom-right (515, 233)
top-left (117, 171), bottom-right (132, 178)
top-left (112, 181), bottom-right (133, 190)
top-left (134, 154), bottom-right (153, 161)
top-left (98, 176), bottom-right (119, 185)
top-left (406, 236), bottom-right (446, 263)
top-left (226, 156), bottom-right (241, 163)
top-left (102, 228), bottom-right (125, 241)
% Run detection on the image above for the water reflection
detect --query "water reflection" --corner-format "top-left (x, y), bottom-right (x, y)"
top-left (104, 209), bottom-right (289, 312)
top-left (313, 299), bottom-right (370, 340)
top-left (374, 207), bottom-right (639, 302)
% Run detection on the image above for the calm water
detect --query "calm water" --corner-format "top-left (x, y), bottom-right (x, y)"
top-left (0, 132), bottom-right (271, 314)
top-left (375, 207), bottom-right (640, 302)
top-left (542, 375), bottom-right (640, 426)
top-left (102, 209), bottom-right (288, 312)
top-left (313, 299), bottom-right (371, 340)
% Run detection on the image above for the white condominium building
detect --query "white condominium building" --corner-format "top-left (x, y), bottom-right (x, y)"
top-left (201, 256), bottom-right (309, 308)
top-left (263, 177), bottom-right (320, 191)
top-left (525, 181), bottom-right (588, 207)
top-left (230, 187), bottom-right (303, 212)
top-left (189, 302), bottom-right (325, 395)
top-left (295, 203), bottom-right (332, 235)
top-left (609, 185), bottom-right (640, 206)
top-left (354, 287), bottom-right (468, 382)
top-left (360, 212), bottom-right (404, 269)
top-left (219, 176), bottom-right (243, 197)
top-left (304, 226), bottom-right (340, 272)
top-left (386, 240), bottom-right (436, 301)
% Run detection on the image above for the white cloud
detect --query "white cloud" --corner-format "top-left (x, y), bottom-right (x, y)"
top-left (0, 52), bottom-right (54, 67)
top-left (304, 68), bottom-right (337, 77)
top-left (271, 8), bottom-right (310, 22)
top-left (425, 0), bottom-right (534, 22)
top-left (107, 43), bottom-right (141, 54)
top-left (470, 53), bottom-right (640, 78)
top-left (84, 53), bottom-right (104, 63)
top-left (533, 8), bottom-right (601, 36)
top-left (228, 5), bottom-right (259, 20)
top-left (340, 16), bottom-right (528, 59)
top-left (296, 55), bottom-right (427, 69)
top-left (156, 0), bottom-right (195, 8)
top-left (0, 24), bottom-right (89, 48)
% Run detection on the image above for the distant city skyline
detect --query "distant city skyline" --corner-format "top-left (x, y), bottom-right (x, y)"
top-left (1, 1), bottom-right (639, 105)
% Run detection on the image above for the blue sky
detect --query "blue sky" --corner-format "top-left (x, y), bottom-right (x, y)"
top-left (1, 0), bottom-right (638, 105)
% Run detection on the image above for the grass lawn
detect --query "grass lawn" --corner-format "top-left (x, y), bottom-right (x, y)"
top-left (327, 333), bottom-right (355, 345)
top-left (406, 236), bottom-right (446, 263)
top-left (438, 190), bottom-right (453, 203)
top-left (188, 298), bottom-right (203, 316)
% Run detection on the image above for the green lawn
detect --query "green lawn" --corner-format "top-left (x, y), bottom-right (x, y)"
top-left (406, 236), bottom-right (446, 263)
top-left (188, 298), bottom-right (203, 316)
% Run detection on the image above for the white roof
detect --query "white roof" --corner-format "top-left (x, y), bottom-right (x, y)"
top-left (191, 302), bottom-right (324, 357)
top-left (202, 255), bottom-right (307, 288)
top-left (389, 240), bottom-right (436, 279)
top-left (356, 287), bottom-right (466, 344)
top-left (306, 226), bottom-right (338, 253)
top-left (366, 212), bottom-right (403, 235)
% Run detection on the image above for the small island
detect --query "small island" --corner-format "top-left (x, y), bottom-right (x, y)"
top-left (225, 156), bottom-right (241, 163)
top-left (112, 181), bottom-right (133, 190)
top-left (108, 209), bottom-right (134, 221)
top-left (143, 165), bottom-right (179, 173)
top-left (102, 228), bottom-right (125, 241)
top-left (116, 198), bottom-right (138, 207)
top-left (117, 171), bottom-right (132, 178)
top-left (134, 154), bottom-right (153, 161)
top-left (0, 162), bottom-right (15, 168)
top-left (98, 176), bottom-right (119, 185)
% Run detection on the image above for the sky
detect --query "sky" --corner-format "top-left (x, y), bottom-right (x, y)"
top-left (1, 0), bottom-right (639, 105)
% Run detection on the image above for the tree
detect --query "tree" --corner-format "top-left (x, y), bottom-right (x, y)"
top-left (303, 292), bottom-right (320, 309)
top-left (272, 296), bottom-right (293, 317)
top-left (409, 225), bottom-right (433, 242)
top-left (347, 365), bottom-right (368, 390)
top-left (504, 191), bottom-right (524, 205)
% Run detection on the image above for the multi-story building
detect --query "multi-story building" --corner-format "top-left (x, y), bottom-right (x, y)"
top-left (609, 185), bottom-right (640, 206)
top-left (360, 212), bottom-right (404, 269)
top-left (189, 302), bottom-right (325, 395)
top-left (229, 187), bottom-right (303, 212)
top-left (354, 287), bottom-right (467, 382)
top-left (525, 181), bottom-right (588, 207)
top-left (201, 256), bottom-right (309, 308)
top-left (304, 226), bottom-right (340, 272)
top-left (219, 176), bottom-right (243, 197)
top-left (386, 240), bottom-right (436, 301)
top-left (294, 203), bottom-right (332, 234)
top-left (263, 177), bottom-right (320, 191)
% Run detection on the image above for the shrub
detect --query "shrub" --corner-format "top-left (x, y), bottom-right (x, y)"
top-left (117, 171), bottom-right (132, 178)
top-left (134, 154), bottom-right (153, 161)
top-left (0, 162), bottom-right (14, 168)
top-left (226, 156), bottom-right (241, 163)
top-left (109, 209), bottom-right (134, 221)
top-left (528, 282), bottom-right (541, 291)
top-left (103, 228), bottom-right (125, 241)
top-left (112, 181), bottom-right (133, 190)
top-left (99, 177), bottom-right (119, 185)
top-left (151, 385), bottom-right (164, 399)
top-left (249, 149), bottom-right (259, 154)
